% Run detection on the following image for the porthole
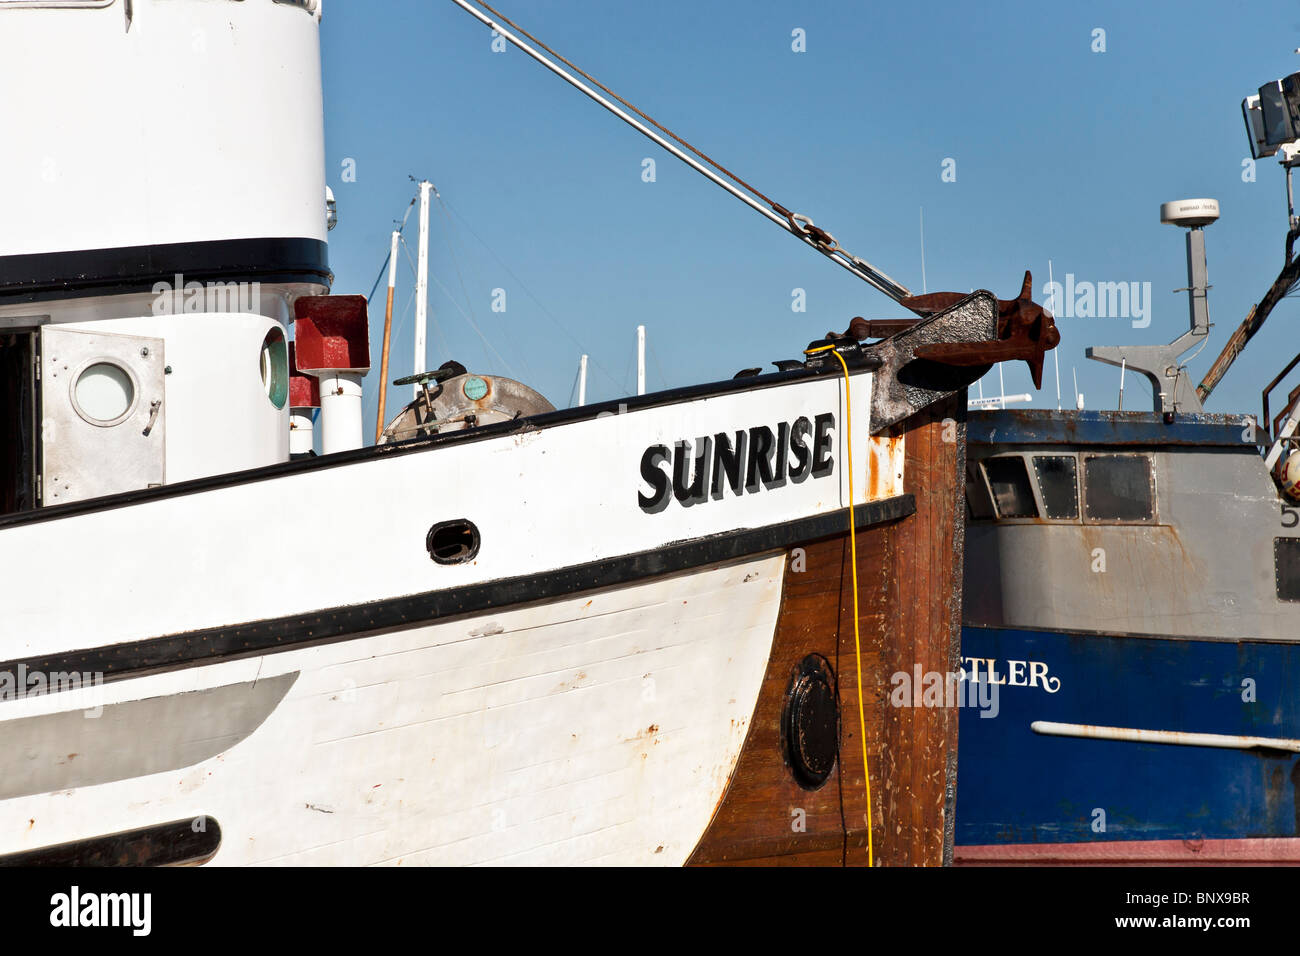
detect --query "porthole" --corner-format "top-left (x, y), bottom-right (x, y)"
top-left (426, 519), bottom-right (481, 565)
top-left (781, 655), bottom-right (840, 790)
top-left (260, 328), bottom-right (289, 410)
top-left (71, 361), bottom-right (137, 427)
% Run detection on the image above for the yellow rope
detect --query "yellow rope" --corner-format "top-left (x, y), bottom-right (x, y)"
top-left (804, 343), bottom-right (874, 867)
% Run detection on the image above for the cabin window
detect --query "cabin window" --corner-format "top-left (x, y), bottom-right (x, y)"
top-left (981, 456), bottom-right (1038, 519)
top-left (1276, 539), bottom-right (1300, 602)
top-left (1033, 455), bottom-right (1079, 520)
top-left (1082, 454), bottom-right (1154, 522)
top-left (964, 462), bottom-right (996, 519)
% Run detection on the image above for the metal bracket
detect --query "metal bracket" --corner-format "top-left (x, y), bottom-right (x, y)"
top-left (859, 291), bottom-right (1000, 433)
top-left (1088, 226), bottom-right (1212, 414)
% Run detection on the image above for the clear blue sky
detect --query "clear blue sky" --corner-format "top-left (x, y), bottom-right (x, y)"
top-left (319, 0), bottom-right (1300, 434)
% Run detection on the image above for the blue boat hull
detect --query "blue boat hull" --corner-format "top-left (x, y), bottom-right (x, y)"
top-left (956, 625), bottom-right (1300, 847)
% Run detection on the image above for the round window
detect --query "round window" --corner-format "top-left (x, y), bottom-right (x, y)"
top-left (73, 362), bottom-right (136, 426)
top-left (260, 328), bottom-right (289, 409)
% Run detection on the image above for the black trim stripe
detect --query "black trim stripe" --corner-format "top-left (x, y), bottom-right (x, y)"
top-left (2, 495), bottom-right (914, 694)
top-left (0, 237), bottom-right (331, 304)
top-left (0, 360), bottom-right (875, 531)
top-left (0, 818), bottom-right (221, 867)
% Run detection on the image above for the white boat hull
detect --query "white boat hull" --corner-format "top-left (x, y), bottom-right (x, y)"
top-left (2, 555), bottom-right (783, 866)
top-left (0, 368), bottom-right (903, 865)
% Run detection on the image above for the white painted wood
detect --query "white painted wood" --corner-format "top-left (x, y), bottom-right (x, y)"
top-left (1, 370), bottom-right (897, 659)
top-left (0, 1), bottom-right (326, 257)
top-left (0, 555), bottom-right (784, 866)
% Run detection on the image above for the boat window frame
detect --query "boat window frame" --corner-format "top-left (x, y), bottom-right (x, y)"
top-left (1031, 453), bottom-right (1081, 521)
top-left (968, 450), bottom-right (1159, 526)
top-left (973, 453), bottom-right (1045, 522)
top-left (964, 461), bottom-right (997, 520)
top-left (1079, 452), bottom-right (1158, 525)
top-left (1274, 538), bottom-right (1300, 602)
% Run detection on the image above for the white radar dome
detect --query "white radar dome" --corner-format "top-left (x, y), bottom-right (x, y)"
top-left (1160, 198), bottom-right (1220, 227)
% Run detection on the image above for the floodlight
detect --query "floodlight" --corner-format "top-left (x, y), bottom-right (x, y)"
top-left (1243, 94), bottom-right (1280, 159)
top-left (1258, 74), bottom-right (1300, 148)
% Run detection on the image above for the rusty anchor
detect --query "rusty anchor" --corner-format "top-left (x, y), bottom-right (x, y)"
top-left (833, 271), bottom-right (1061, 389)
top-left (900, 271), bottom-right (1061, 389)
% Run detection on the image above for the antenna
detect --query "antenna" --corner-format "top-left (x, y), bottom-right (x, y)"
top-left (636, 325), bottom-right (646, 396)
top-left (1073, 366), bottom-right (1083, 410)
top-left (968, 393), bottom-right (1032, 410)
top-left (1048, 259), bottom-right (1061, 411)
top-left (919, 207), bottom-right (927, 294)
top-left (577, 354), bottom-right (588, 406)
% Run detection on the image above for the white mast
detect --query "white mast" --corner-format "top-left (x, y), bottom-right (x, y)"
top-left (578, 354), bottom-right (589, 406)
top-left (636, 325), bottom-right (646, 396)
top-left (1048, 259), bottom-right (1061, 410)
top-left (919, 207), bottom-right (927, 294)
top-left (414, 180), bottom-right (433, 399)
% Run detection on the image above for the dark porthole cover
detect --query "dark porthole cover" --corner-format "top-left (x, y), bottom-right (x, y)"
top-left (781, 655), bottom-right (840, 789)
top-left (426, 519), bottom-right (481, 564)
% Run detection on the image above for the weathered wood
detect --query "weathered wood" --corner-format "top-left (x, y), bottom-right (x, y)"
top-left (688, 396), bottom-right (966, 866)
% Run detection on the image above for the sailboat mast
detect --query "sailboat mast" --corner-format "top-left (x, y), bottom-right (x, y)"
top-left (376, 229), bottom-right (401, 442)
top-left (578, 354), bottom-right (589, 406)
top-left (414, 181), bottom-right (433, 399)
